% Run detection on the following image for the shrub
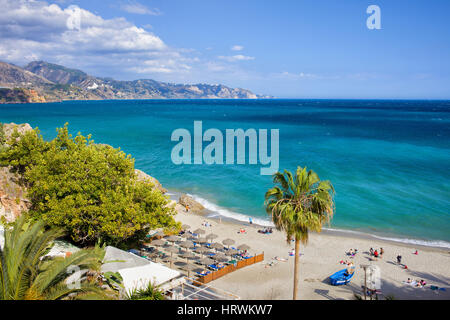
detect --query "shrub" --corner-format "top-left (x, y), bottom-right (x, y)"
top-left (0, 124), bottom-right (179, 246)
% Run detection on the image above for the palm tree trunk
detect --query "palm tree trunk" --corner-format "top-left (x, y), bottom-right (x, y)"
top-left (293, 238), bottom-right (300, 300)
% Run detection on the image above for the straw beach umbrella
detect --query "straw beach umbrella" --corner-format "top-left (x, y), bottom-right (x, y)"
top-left (181, 224), bottom-right (191, 230)
top-left (181, 263), bottom-right (197, 278)
top-left (165, 235), bottom-right (180, 244)
top-left (238, 244), bottom-right (250, 251)
top-left (196, 237), bottom-right (208, 244)
top-left (194, 246), bottom-right (209, 257)
top-left (165, 246), bottom-right (179, 257)
top-left (180, 240), bottom-right (194, 250)
top-left (210, 242), bottom-right (224, 251)
top-left (199, 257), bottom-right (215, 271)
top-left (225, 249), bottom-right (238, 256)
top-left (222, 238), bottom-right (235, 248)
top-left (180, 251), bottom-right (196, 263)
top-left (199, 257), bottom-right (214, 265)
top-left (214, 253), bottom-right (228, 262)
top-left (193, 228), bottom-right (206, 236)
top-left (162, 256), bottom-right (177, 268)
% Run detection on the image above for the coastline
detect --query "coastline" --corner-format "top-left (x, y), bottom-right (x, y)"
top-left (167, 190), bottom-right (450, 251)
top-left (172, 203), bottom-right (450, 300)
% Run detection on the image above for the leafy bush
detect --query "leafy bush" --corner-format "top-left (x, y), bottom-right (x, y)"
top-left (0, 124), bottom-right (179, 246)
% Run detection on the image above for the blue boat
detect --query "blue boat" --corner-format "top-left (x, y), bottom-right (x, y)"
top-left (329, 268), bottom-right (355, 286)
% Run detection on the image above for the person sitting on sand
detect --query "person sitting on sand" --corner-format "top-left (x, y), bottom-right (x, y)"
top-left (345, 262), bottom-right (355, 276)
top-left (373, 249), bottom-right (379, 258)
top-left (397, 254), bottom-right (402, 264)
top-left (185, 205), bottom-right (190, 212)
top-left (414, 250), bottom-right (418, 255)
top-left (370, 248), bottom-right (374, 256)
top-left (407, 278), bottom-right (412, 284)
top-left (379, 248), bottom-right (384, 258)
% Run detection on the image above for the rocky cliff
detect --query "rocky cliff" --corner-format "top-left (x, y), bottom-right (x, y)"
top-left (0, 123), bottom-right (33, 222)
top-left (0, 60), bottom-right (269, 103)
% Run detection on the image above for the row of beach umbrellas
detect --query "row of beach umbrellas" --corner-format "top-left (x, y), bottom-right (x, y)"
top-left (149, 227), bottom-right (251, 276)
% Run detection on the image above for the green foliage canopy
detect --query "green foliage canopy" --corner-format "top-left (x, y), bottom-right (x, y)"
top-left (0, 215), bottom-right (107, 300)
top-left (0, 124), bottom-right (179, 246)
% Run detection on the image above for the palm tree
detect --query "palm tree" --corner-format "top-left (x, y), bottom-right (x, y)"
top-left (0, 215), bottom-right (108, 300)
top-left (125, 281), bottom-right (165, 300)
top-left (264, 166), bottom-right (335, 300)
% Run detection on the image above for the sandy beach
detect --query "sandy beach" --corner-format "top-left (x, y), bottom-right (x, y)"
top-left (173, 204), bottom-right (450, 300)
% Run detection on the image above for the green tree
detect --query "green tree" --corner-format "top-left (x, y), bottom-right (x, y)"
top-left (0, 216), bottom-right (107, 300)
top-left (0, 124), bottom-right (179, 246)
top-left (264, 166), bottom-right (335, 300)
top-left (0, 126), bottom-right (47, 175)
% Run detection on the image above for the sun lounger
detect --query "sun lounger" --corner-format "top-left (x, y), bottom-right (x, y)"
top-left (208, 265), bottom-right (218, 271)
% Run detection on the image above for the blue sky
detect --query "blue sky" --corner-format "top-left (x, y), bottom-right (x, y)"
top-left (1, 0), bottom-right (449, 98)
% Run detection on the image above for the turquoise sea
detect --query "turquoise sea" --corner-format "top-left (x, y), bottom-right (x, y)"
top-left (1, 99), bottom-right (449, 247)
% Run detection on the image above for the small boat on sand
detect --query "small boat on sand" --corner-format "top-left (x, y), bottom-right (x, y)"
top-left (329, 268), bottom-right (355, 285)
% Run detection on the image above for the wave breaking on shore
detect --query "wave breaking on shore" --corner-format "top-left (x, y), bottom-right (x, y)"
top-left (168, 190), bottom-right (450, 250)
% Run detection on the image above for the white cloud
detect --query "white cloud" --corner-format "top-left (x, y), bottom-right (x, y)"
top-left (120, 1), bottom-right (162, 16)
top-left (0, 0), bottom-right (264, 87)
top-left (218, 54), bottom-right (255, 62)
top-left (0, 0), bottom-right (189, 78)
top-left (276, 71), bottom-right (340, 80)
top-left (231, 45), bottom-right (244, 51)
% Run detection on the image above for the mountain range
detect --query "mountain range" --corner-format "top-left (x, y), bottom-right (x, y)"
top-left (0, 60), bottom-right (270, 103)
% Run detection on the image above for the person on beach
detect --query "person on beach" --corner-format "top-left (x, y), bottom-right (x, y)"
top-left (185, 204), bottom-right (190, 212)
top-left (414, 250), bottom-right (418, 255)
top-left (374, 249), bottom-right (379, 258)
top-left (249, 217), bottom-right (253, 225)
top-left (397, 254), bottom-right (402, 264)
top-left (380, 248), bottom-right (384, 258)
top-left (370, 248), bottom-right (374, 256)
top-left (345, 262), bottom-right (355, 276)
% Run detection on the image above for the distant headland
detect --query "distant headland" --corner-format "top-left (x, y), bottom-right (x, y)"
top-left (0, 60), bottom-right (272, 103)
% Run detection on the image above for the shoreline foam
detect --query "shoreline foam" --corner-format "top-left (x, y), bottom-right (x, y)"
top-left (173, 204), bottom-right (450, 300)
top-left (167, 189), bottom-right (450, 250)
